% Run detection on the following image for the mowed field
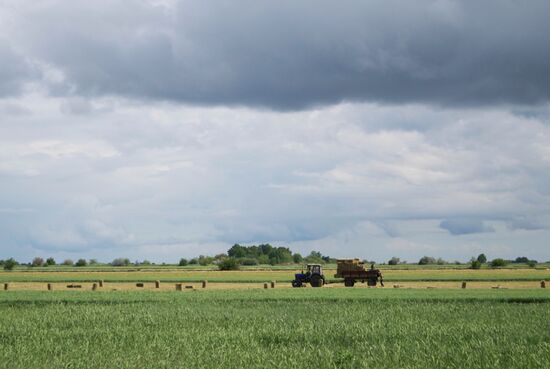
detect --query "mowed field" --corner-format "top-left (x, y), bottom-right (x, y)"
top-left (1, 266), bottom-right (549, 284)
top-left (0, 289), bottom-right (549, 369)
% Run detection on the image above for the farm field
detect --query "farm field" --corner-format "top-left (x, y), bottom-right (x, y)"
top-left (1, 267), bottom-right (549, 283)
top-left (0, 289), bottom-right (549, 369)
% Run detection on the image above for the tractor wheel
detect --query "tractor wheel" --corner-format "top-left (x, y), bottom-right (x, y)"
top-left (310, 275), bottom-right (324, 287)
top-left (344, 278), bottom-right (355, 287)
top-left (292, 280), bottom-right (302, 288)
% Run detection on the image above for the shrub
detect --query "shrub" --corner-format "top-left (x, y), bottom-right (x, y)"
top-left (46, 257), bottom-right (56, 266)
top-left (3, 258), bottom-right (17, 271)
top-left (189, 258), bottom-right (198, 265)
top-left (62, 259), bottom-right (74, 266)
top-left (527, 260), bottom-right (537, 268)
top-left (292, 253), bottom-right (303, 263)
top-left (178, 258), bottom-right (188, 267)
top-left (88, 259), bottom-right (99, 265)
top-left (436, 258), bottom-right (447, 265)
top-left (470, 260), bottom-right (482, 269)
top-left (490, 258), bottom-right (508, 268)
top-left (31, 257), bottom-right (45, 267)
top-left (75, 259), bottom-right (87, 267)
top-left (218, 258), bottom-right (240, 271)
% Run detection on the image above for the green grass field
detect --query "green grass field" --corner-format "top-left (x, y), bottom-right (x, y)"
top-left (1, 289), bottom-right (549, 369)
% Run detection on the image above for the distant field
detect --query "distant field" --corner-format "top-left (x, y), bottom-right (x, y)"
top-left (1, 267), bottom-right (549, 283)
top-left (0, 289), bottom-right (549, 369)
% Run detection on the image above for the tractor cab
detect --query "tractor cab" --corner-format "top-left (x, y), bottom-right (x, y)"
top-left (292, 264), bottom-right (326, 288)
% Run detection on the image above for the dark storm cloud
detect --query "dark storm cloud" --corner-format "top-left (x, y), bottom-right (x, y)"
top-left (6, 0), bottom-right (550, 109)
top-left (439, 219), bottom-right (495, 236)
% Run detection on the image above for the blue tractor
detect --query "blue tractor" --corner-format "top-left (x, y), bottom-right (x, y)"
top-left (292, 264), bottom-right (326, 287)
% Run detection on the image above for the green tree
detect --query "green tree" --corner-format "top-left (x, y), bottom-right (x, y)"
top-left (470, 259), bottom-right (482, 269)
top-left (62, 259), bottom-right (74, 266)
top-left (388, 257), bottom-right (400, 265)
top-left (477, 254), bottom-right (487, 264)
top-left (490, 258), bottom-right (507, 268)
top-left (418, 256), bottom-right (436, 265)
top-left (218, 258), bottom-right (240, 271)
top-left (75, 259), bottom-right (87, 267)
top-left (46, 257), bottom-right (56, 266)
top-left (3, 258), bottom-right (17, 271)
top-left (179, 258), bottom-right (188, 266)
top-left (292, 253), bottom-right (303, 263)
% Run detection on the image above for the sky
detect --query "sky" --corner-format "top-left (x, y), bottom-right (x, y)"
top-left (1, 0), bottom-right (549, 263)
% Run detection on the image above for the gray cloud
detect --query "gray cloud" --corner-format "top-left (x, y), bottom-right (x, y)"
top-left (440, 219), bottom-right (495, 235)
top-left (2, 0), bottom-right (550, 109)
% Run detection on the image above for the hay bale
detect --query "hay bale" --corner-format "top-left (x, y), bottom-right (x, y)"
top-left (47, 283), bottom-right (53, 291)
top-left (461, 282), bottom-right (467, 289)
top-left (155, 280), bottom-right (160, 288)
top-left (393, 284), bottom-right (400, 288)
top-left (3, 283), bottom-right (8, 291)
top-left (202, 280), bottom-right (207, 288)
top-left (67, 284), bottom-right (82, 289)
top-left (175, 283), bottom-right (183, 291)
top-left (185, 285), bottom-right (194, 289)
top-left (136, 283), bottom-right (144, 288)
top-left (99, 280), bottom-right (104, 287)
top-left (541, 280), bottom-right (546, 289)
top-left (270, 281), bottom-right (276, 289)
top-left (92, 283), bottom-right (98, 291)
top-left (263, 282), bottom-right (269, 289)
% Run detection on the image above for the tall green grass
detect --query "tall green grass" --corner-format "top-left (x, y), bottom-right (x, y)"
top-left (0, 289), bottom-right (549, 368)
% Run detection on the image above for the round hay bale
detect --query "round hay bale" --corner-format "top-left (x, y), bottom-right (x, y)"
top-left (99, 280), bottom-right (104, 287)
top-left (202, 280), bottom-right (207, 288)
top-left (3, 283), bottom-right (8, 291)
top-left (263, 282), bottom-right (269, 289)
top-left (541, 280), bottom-right (546, 289)
top-left (155, 280), bottom-right (160, 288)
top-left (270, 281), bottom-right (276, 289)
top-left (185, 285), bottom-right (194, 289)
top-left (175, 283), bottom-right (183, 291)
top-left (461, 282), bottom-right (467, 289)
top-left (47, 283), bottom-right (53, 291)
top-left (136, 283), bottom-right (144, 288)
top-left (92, 283), bottom-right (98, 291)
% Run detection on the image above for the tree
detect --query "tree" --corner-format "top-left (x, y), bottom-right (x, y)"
top-left (75, 259), bottom-right (87, 267)
top-left (3, 258), bottom-right (17, 271)
top-left (527, 260), bottom-right (537, 268)
top-left (227, 244), bottom-right (246, 258)
top-left (514, 256), bottom-right (530, 263)
top-left (179, 258), bottom-right (188, 266)
top-left (436, 258), bottom-right (447, 265)
top-left (470, 260), bottom-right (482, 269)
top-left (292, 253), bottom-right (303, 263)
top-left (304, 251), bottom-right (325, 264)
top-left (111, 258), bottom-right (130, 267)
top-left (88, 259), bottom-right (99, 265)
top-left (46, 257), bottom-right (56, 266)
top-left (31, 257), bottom-right (45, 267)
top-left (218, 258), bottom-right (240, 271)
top-left (476, 254), bottom-right (487, 264)
top-left (388, 257), bottom-right (400, 265)
top-left (198, 255), bottom-right (213, 266)
top-left (62, 259), bottom-right (74, 266)
top-left (189, 258), bottom-right (198, 265)
top-left (490, 258), bottom-right (507, 268)
top-left (418, 256), bottom-right (436, 265)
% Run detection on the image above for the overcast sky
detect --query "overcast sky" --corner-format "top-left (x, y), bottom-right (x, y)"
top-left (1, 0), bottom-right (549, 263)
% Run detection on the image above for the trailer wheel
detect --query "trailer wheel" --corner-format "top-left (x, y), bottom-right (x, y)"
top-left (344, 278), bottom-right (355, 287)
top-left (310, 275), bottom-right (324, 287)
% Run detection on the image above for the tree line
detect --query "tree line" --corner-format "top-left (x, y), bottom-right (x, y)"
top-left (0, 247), bottom-right (542, 271)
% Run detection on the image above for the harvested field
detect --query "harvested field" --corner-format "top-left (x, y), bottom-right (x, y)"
top-left (1, 268), bottom-right (549, 283)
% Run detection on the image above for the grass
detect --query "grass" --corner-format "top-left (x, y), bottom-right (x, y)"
top-left (1, 267), bottom-right (549, 283)
top-left (0, 289), bottom-right (549, 369)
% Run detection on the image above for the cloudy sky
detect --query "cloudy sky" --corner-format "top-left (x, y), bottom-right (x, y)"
top-left (1, 0), bottom-right (549, 263)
